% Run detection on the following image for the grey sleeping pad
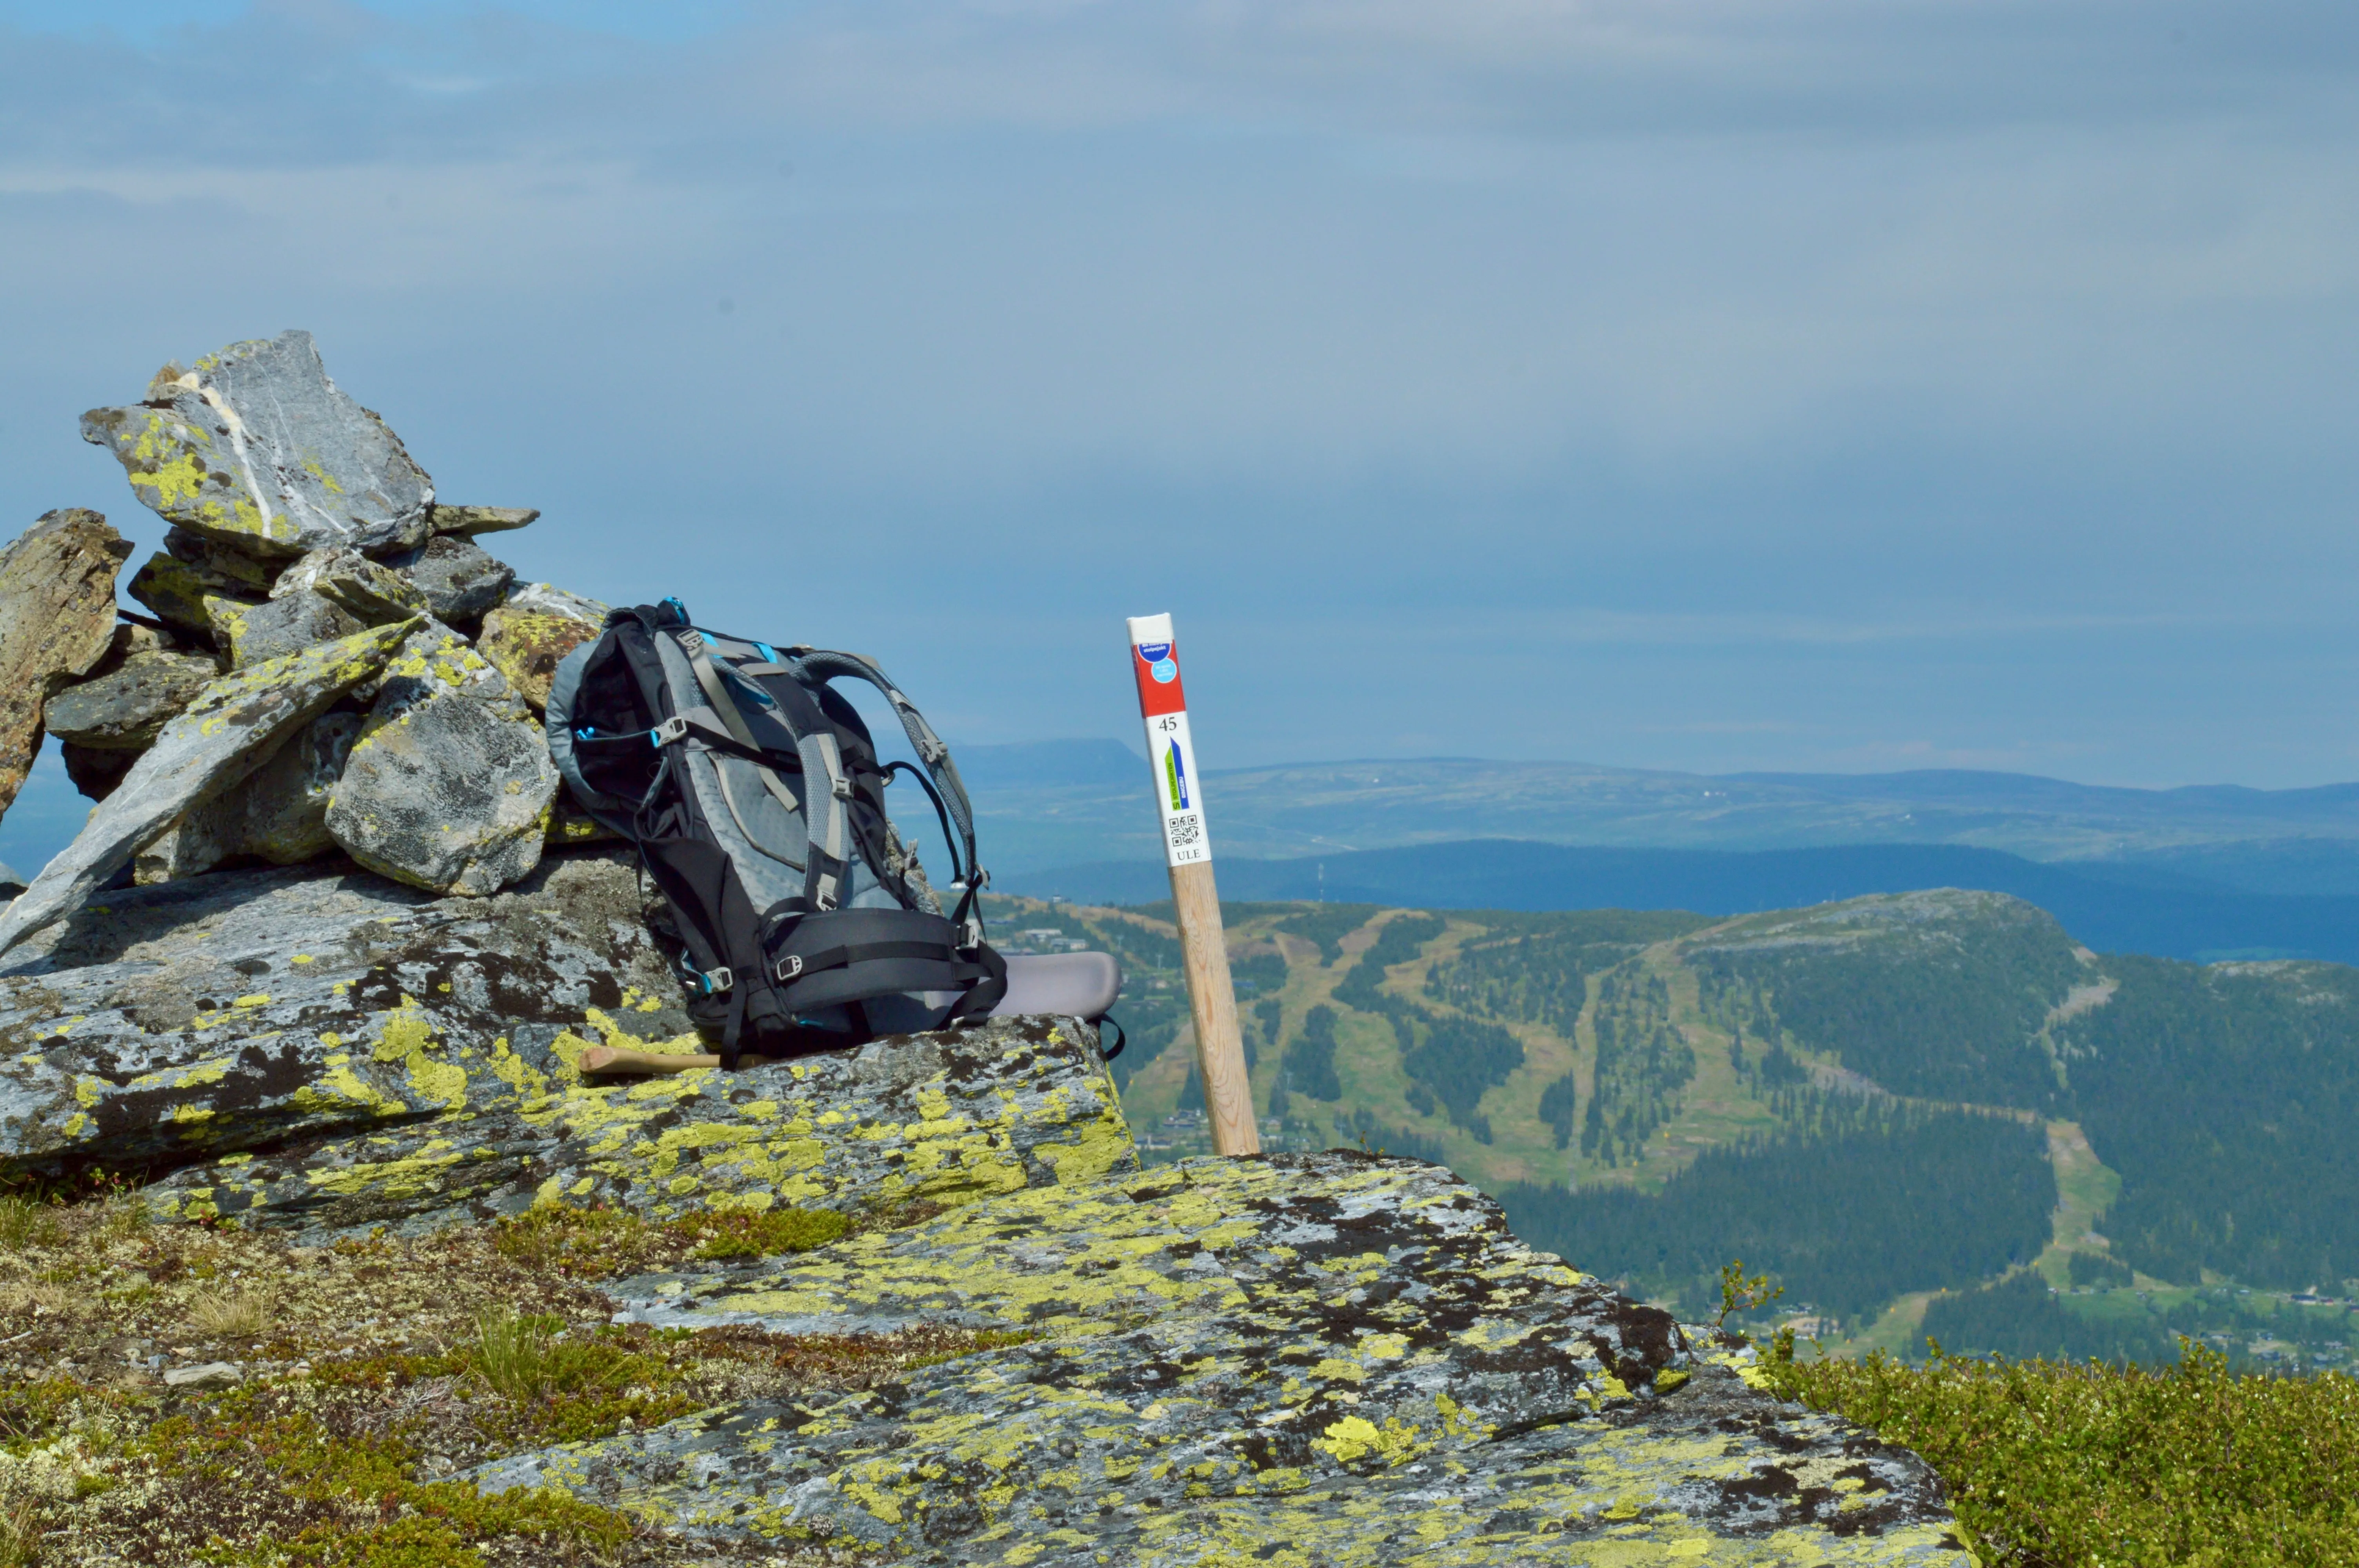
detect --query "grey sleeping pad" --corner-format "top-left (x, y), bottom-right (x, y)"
top-left (988, 952), bottom-right (1122, 1021)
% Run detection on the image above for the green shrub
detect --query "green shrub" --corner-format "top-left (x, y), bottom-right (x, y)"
top-left (1761, 1339), bottom-right (2359, 1566)
top-left (680, 1204), bottom-right (849, 1260)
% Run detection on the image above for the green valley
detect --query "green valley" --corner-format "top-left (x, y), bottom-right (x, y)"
top-left (985, 886), bottom-right (2359, 1371)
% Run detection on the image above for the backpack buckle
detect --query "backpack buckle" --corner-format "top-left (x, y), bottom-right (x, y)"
top-left (651, 716), bottom-right (689, 746)
top-left (698, 966), bottom-right (734, 996)
top-left (773, 954), bottom-right (805, 982)
top-left (959, 918), bottom-right (984, 953)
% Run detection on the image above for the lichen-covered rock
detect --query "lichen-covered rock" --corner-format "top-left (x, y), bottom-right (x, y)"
top-left (0, 508), bottom-right (133, 818)
top-left (474, 1155), bottom-right (1971, 1566)
top-left (477, 606), bottom-right (597, 711)
top-left (79, 331), bottom-right (433, 558)
top-left (325, 625), bottom-right (559, 895)
top-left (271, 547), bottom-right (429, 624)
top-left (43, 648), bottom-right (219, 749)
top-left (133, 710), bottom-right (364, 882)
top-left (431, 505), bottom-right (539, 537)
top-left (0, 852), bottom-right (1132, 1242)
top-left (166, 524), bottom-right (280, 592)
top-left (399, 535), bottom-right (516, 626)
top-left (502, 581), bottom-right (608, 625)
top-left (546, 794), bottom-right (619, 846)
top-left (207, 588), bottom-right (367, 668)
top-left (0, 618), bottom-right (416, 954)
top-left (127, 550), bottom-right (253, 637)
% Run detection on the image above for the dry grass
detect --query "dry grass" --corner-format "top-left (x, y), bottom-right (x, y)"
top-left (0, 1497), bottom-right (40, 1568)
top-left (187, 1286), bottom-right (274, 1340)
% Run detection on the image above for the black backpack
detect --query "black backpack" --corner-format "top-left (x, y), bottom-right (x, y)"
top-left (545, 598), bottom-right (1007, 1065)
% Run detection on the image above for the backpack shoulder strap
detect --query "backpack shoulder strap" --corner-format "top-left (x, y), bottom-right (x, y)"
top-left (772, 648), bottom-right (984, 913)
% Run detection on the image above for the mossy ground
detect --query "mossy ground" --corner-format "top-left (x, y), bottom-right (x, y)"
top-left (0, 1187), bottom-right (1007, 1566)
top-left (1759, 1336), bottom-right (2359, 1567)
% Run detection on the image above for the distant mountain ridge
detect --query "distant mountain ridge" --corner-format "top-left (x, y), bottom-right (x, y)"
top-left (952, 742), bottom-right (2359, 895)
top-left (1000, 838), bottom-right (2359, 965)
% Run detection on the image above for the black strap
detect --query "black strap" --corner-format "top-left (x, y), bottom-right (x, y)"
top-left (883, 760), bottom-right (965, 890)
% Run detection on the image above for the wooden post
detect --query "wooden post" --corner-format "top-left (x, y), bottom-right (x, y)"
top-left (1127, 614), bottom-right (1260, 1156)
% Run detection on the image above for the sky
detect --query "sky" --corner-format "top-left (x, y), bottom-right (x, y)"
top-left (3, 0), bottom-right (2357, 803)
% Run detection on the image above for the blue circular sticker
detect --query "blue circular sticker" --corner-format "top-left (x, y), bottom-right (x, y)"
top-left (1151, 658), bottom-right (1178, 684)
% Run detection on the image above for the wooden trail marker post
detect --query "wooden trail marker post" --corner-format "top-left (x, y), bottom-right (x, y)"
top-left (1126, 614), bottom-right (1260, 1156)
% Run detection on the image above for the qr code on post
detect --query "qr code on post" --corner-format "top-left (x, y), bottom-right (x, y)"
top-left (1167, 813), bottom-right (1203, 847)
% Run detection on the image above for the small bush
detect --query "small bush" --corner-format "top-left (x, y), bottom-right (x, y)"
top-left (678, 1205), bottom-right (850, 1261)
top-left (491, 1199), bottom-right (853, 1278)
top-left (1761, 1339), bottom-right (2359, 1565)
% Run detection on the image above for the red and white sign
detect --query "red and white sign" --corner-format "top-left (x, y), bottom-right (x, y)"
top-left (1126, 613), bottom-right (1211, 868)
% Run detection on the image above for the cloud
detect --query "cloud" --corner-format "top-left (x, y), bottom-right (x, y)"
top-left (0, 0), bottom-right (2354, 787)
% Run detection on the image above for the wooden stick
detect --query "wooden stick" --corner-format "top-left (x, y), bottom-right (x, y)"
top-left (1127, 613), bottom-right (1260, 1156)
top-left (1169, 858), bottom-right (1260, 1154)
top-left (578, 1045), bottom-right (779, 1076)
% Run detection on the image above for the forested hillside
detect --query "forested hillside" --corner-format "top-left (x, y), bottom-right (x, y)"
top-left (983, 885), bottom-right (2359, 1370)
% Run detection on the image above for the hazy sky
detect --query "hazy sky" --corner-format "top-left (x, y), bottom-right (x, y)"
top-left (4, 0), bottom-right (2357, 795)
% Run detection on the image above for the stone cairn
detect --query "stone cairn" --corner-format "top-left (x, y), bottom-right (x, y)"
top-left (0, 330), bottom-right (611, 953)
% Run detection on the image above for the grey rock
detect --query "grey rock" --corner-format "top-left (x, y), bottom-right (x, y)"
top-left (126, 551), bottom-right (252, 639)
top-left (500, 581), bottom-right (607, 625)
top-left (133, 711), bottom-right (363, 884)
top-left (325, 625), bottom-right (558, 896)
top-left (0, 510), bottom-right (134, 818)
top-left (209, 590), bottom-right (365, 669)
top-left (0, 863), bottom-right (22, 894)
top-left (0, 618), bottom-right (416, 955)
top-left (59, 741), bottom-right (136, 802)
top-left (236, 710), bottom-right (365, 864)
top-left (44, 650), bottom-right (220, 749)
top-left (398, 536), bottom-right (514, 626)
top-left (79, 331), bottom-right (434, 558)
top-left (131, 811), bottom-right (234, 886)
top-left (162, 1361), bottom-right (242, 1389)
top-left (430, 506), bottom-right (538, 538)
top-left (271, 548), bottom-right (428, 624)
top-left (0, 851), bottom-right (1132, 1245)
top-left (166, 526), bottom-right (279, 593)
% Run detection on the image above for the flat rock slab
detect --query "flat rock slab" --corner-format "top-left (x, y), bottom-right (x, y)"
top-left (400, 535), bottom-right (514, 624)
top-left (0, 508), bottom-right (133, 815)
top-left (476, 1154), bottom-right (1972, 1566)
top-left (80, 330), bottom-right (433, 558)
top-left (208, 588), bottom-right (364, 668)
top-left (431, 505), bottom-right (539, 538)
top-left (44, 649), bottom-right (220, 750)
top-left (0, 854), bottom-right (1132, 1240)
